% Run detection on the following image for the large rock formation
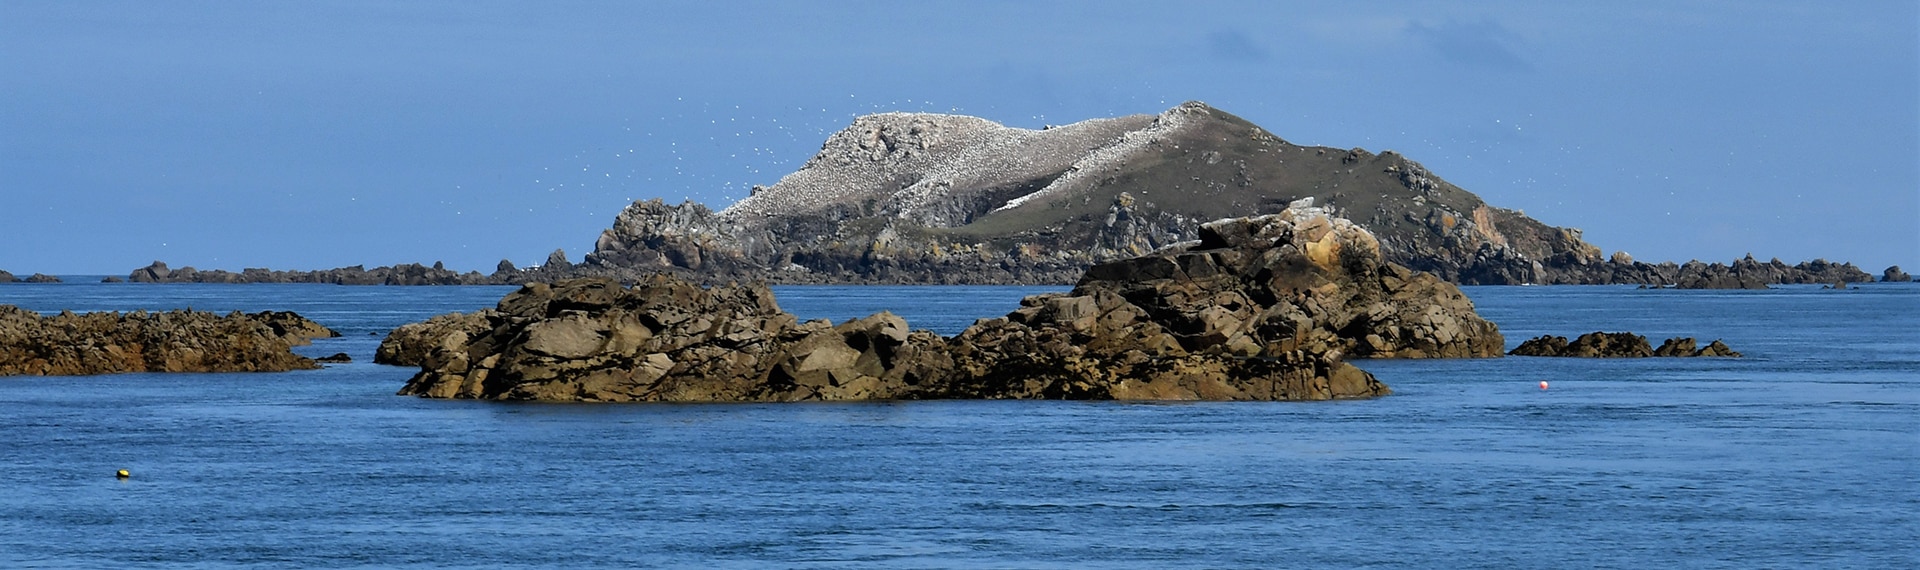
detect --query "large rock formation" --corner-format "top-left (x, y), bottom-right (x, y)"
top-left (0, 307), bottom-right (330, 375)
top-left (571, 101), bottom-right (1869, 287)
top-left (1884, 266), bottom-right (1912, 282)
top-left (1509, 332), bottom-right (1741, 357)
top-left (393, 204), bottom-right (1503, 402)
top-left (578, 102), bottom-right (1596, 284)
top-left (24, 274), bottom-right (61, 283)
top-left (0, 270), bottom-right (16, 283)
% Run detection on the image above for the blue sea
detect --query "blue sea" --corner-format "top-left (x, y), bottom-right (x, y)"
top-left (0, 281), bottom-right (1914, 568)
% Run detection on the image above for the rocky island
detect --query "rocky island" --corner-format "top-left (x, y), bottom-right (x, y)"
top-left (0, 308), bottom-right (339, 376)
top-left (88, 102), bottom-right (1876, 289)
top-left (572, 102), bottom-right (1871, 287)
top-left (388, 202), bottom-right (1503, 402)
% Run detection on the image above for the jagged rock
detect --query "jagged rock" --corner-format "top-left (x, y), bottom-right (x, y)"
top-left (395, 206), bottom-right (1503, 402)
top-left (24, 274), bottom-right (61, 283)
top-left (0, 306), bottom-right (321, 375)
top-left (247, 311), bottom-right (341, 346)
top-left (373, 310), bottom-right (499, 366)
top-left (0, 270), bottom-right (16, 283)
top-left (1513, 332), bottom-right (1740, 357)
top-left (1882, 265), bottom-right (1911, 282)
top-left (544, 249), bottom-right (573, 272)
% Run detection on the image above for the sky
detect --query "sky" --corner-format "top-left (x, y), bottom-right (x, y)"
top-left (2, 1), bottom-right (1915, 275)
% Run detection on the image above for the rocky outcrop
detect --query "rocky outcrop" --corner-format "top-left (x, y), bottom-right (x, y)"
top-left (1652, 337), bottom-right (1742, 357)
top-left (0, 306), bottom-right (324, 375)
top-left (249, 311), bottom-right (341, 345)
top-left (374, 310), bottom-right (499, 366)
top-left (1510, 332), bottom-right (1741, 357)
top-left (1667, 255), bottom-right (1873, 289)
top-left (24, 274), bottom-right (61, 283)
top-left (0, 270), bottom-right (16, 283)
top-left (1884, 266), bottom-right (1912, 282)
top-left (394, 205), bottom-right (1503, 402)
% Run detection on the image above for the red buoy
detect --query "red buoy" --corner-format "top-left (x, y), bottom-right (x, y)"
top-left (1539, 381), bottom-right (1550, 390)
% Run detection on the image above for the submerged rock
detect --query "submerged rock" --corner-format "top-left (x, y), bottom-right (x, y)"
top-left (1510, 332), bottom-right (1740, 357)
top-left (0, 306), bottom-right (324, 375)
top-left (393, 204), bottom-right (1504, 402)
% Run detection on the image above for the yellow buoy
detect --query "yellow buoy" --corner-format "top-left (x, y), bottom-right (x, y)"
top-left (116, 469), bottom-right (130, 479)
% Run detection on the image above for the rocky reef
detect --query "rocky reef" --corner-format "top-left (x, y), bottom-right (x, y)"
top-left (0, 307), bottom-right (337, 376)
top-left (1884, 265), bottom-right (1912, 282)
top-left (392, 204), bottom-right (1503, 402)
top-left (1661, 256), bottom-right (1873, 289)
top-left (1509, 332), bottom-right (1741, 358)
top-left (123, 257), bottom-right (582, 286)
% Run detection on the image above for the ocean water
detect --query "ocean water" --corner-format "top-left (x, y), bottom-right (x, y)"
top-left (0, 282), bottom-right (1914, 568)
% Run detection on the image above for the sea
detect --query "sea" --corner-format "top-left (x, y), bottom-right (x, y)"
top-left (0, 281), bottom-right (1913, 569)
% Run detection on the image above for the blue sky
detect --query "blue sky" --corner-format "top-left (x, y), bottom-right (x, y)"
top-left (3, 1), bottom-right (1915, 274)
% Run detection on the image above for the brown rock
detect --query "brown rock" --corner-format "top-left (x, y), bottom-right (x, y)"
top-left (374, 310), bottom-right (498, 366)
